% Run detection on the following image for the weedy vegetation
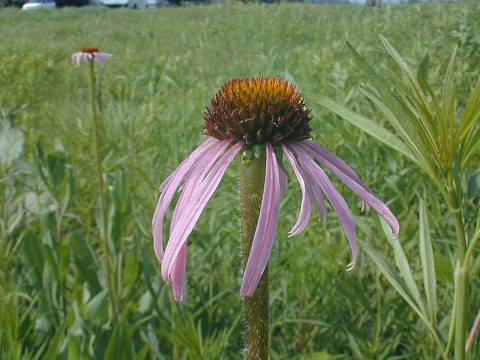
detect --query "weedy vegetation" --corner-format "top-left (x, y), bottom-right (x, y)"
top-left (0, 2), bottom-right (479, 359)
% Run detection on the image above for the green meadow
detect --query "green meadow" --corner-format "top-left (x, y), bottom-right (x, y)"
top-left (1, 2), bottom-right (479, 358)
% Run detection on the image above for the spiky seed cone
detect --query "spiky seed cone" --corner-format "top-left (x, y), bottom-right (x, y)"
top-left (204, 78), bottom-right (312, 145)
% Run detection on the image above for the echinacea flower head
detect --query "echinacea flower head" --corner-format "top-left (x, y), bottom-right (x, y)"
top-left (72, 46), bottom-right (112, 67)
top-left (153, 77), bottom-right (399, 301)
top-left (204, 78), bottom-right (312, 145)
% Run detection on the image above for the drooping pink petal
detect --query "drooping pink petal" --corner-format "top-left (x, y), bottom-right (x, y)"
top-left (301, 140), bottom-right (375, 195)
top-left (171, 243), bottom-right (187, 301)
top-left (292, 143), bottom-right (358, 270)
top-left (281, 144), bottom-right (312, 236)
top-left (165, 140), bottom-right (232, 301)
top-left (240, 143), bottom-right (282, 297)
top-left (170, 140), bottom-right (232, 228)
top-left (300, 166), bottom-right (328, 221)
top-left (299, 141), bottom-right (399, 239)
top-left (162, 141), bottom-right (244, 284)
top-left (152, 138), bottom-right (218, 261)
top-left (158, 138), bottom-right (217, 193)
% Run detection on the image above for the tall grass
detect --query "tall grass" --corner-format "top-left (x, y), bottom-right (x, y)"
top-left (0, 2), bottom-right (479, 358)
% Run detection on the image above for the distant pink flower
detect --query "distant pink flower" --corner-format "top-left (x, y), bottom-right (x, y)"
top-left (72, 46), bottom-right (112, 67)
top-left (153, 78), bottom-right (400, 301)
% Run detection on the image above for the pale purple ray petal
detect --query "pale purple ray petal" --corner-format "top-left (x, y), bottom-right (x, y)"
top-left (71, 52), bottom-right (83, 67)
top-left (281, 144), bottom-right (312, 236)
top-left (292, 143), bottom-right (358, 270)
top-left (240, 143), bottom-right (281, 297)
top-left (299, 141), bottom-right (399, 238)
top-left (165, 138), bottom-right (230, 297)
top-left (159, 139), bottom-right (234, 298)
top-left (158, 138), bottom-right (217, 193)
top-left (300, 166), bottom-right (328, 221)
top-left (170, 140), bottom-right (232, 228)
top-left (171, 243), bottom-right (187, 301)
top-left (152, 138), bottom-right (218, 261)
top-left (162, 141), bottom-right (244, 283)
top-left (94, 52), bottom-right (112, 67)
top-left (301, 140), bottom-right (375, 195)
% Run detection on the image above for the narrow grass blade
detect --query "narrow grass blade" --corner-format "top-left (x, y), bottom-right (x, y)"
top-left (419, 199), bottom-right (437, 324)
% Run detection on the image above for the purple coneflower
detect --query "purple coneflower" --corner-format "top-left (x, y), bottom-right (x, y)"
top-left (72, 46), bottom-right (112, 67)
top-left (153, 78), bottom-right (399, 301)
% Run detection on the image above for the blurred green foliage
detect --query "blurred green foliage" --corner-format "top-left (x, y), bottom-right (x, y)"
top-left (0, 2), bottom-right (479, 359)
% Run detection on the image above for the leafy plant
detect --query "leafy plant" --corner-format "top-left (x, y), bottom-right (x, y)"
top-left (313, 35), bottom-right (480, 359)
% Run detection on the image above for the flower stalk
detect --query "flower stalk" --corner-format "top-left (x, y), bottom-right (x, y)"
top-left (87, 58), bottom-right (117, 326)
top-left (238, 149), bottom-right (269, 360)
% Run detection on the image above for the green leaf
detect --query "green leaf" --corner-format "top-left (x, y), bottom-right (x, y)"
top-left (459, 82), bottom-right (480, 168)
top-left (361, 238), bottom-right (445, 348)
top-left (71, 235), bottom-right (101, 293)
top-left (419, 199), bottom-right (437, 324)
top-left (123, 252), bottom-right (139, 290)
top-left (361, 240), bottom-right (423, 318)
top-left (135, 345), bottom-right (151, 360)
top-left (458, 81), bottom-right (480, 144)
top-left (346, 41), bottom-right (434, 175)
top-left (461, 126), bottom-right (480, 169)
top-left (380, 219), bottom-right (427, 320)
top-left (307, 95), bottom-right (417, 164)
top-left (0, 121), bottom-right (24, 169)
top-left (416, 53), bottom-right (429, 91)
top-left (43, 320), bottom-right (67, 360)
top-left (346, 333), bottom-right (363, 359)
top-left (379, 35), bottom-right (439, 138)
top-left (68, 335), bottom-right (80, 360)
top-left (441, 45), bottom-right (458, 151)
top-left (61, 169), bottom-right (74, 217)
top-left (104, 324), bottom-right (135, 360)
top-left (87, 289), bottom-right (108, 319)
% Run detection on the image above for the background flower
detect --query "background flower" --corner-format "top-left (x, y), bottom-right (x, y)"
top-left (72, 46), bottom-right (112, 67)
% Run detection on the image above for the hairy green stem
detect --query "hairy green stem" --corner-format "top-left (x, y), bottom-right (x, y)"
top-left (238, 151), bottom-right (269, 360)
top-left (88, 60), bottom-right (117, 326)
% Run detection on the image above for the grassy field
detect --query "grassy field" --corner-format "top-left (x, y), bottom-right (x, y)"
top-left (1, 2), bottom-right (479, 359)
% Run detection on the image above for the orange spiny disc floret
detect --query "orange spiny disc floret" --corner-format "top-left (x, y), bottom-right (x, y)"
top-left (203, 78), bottom-right (312, 145)
top-left (82, 46), bottom-right (99, 53)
